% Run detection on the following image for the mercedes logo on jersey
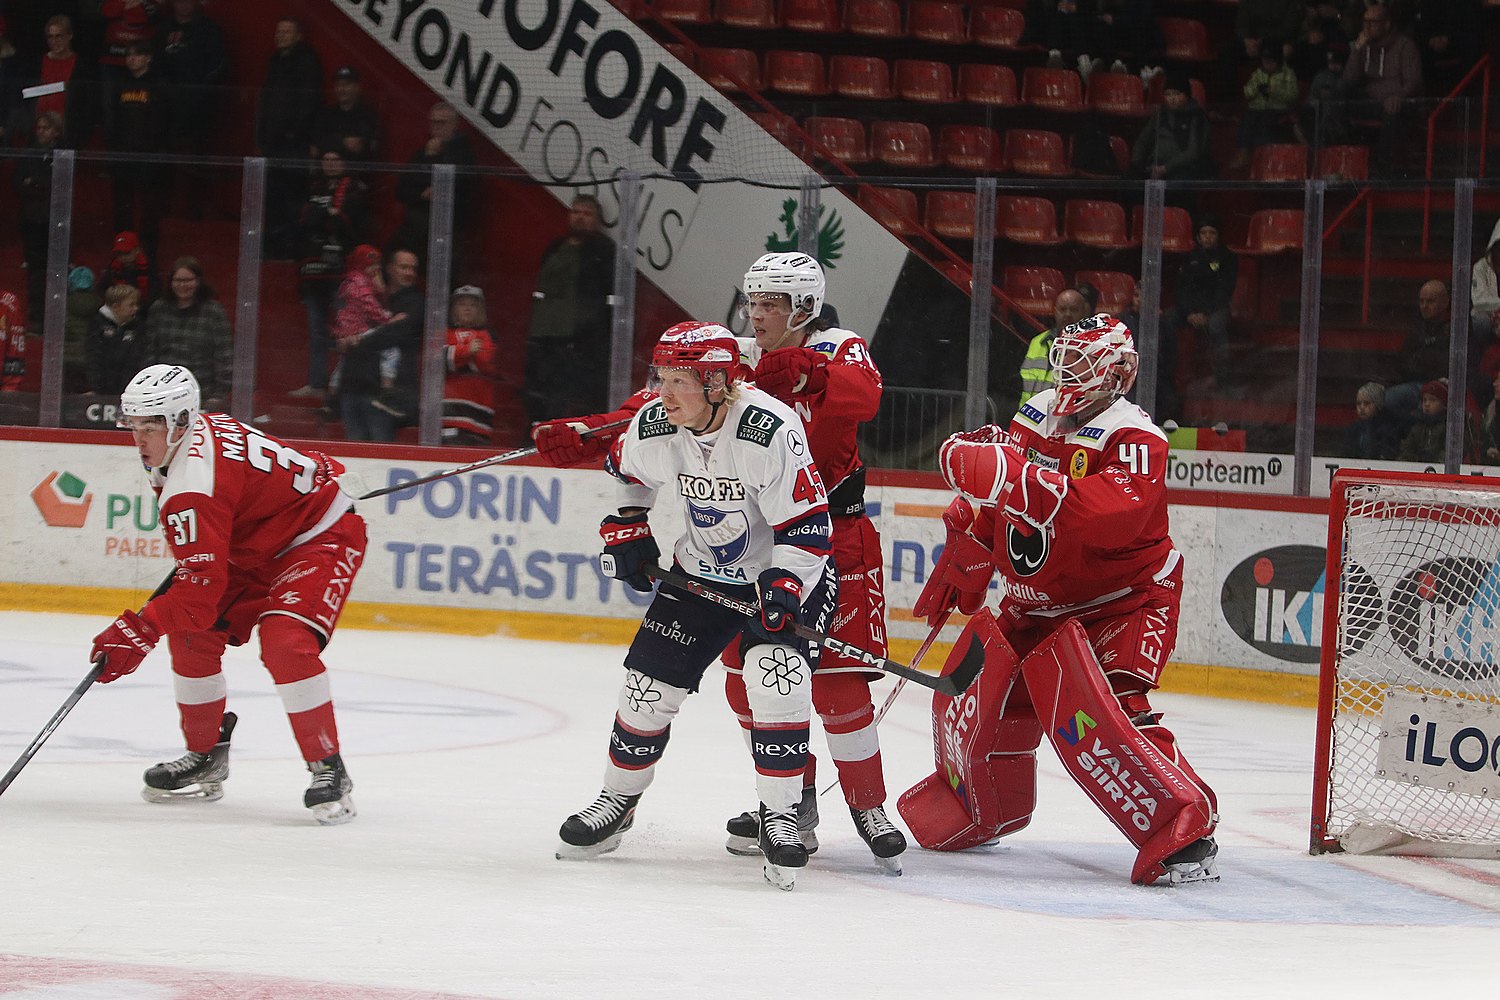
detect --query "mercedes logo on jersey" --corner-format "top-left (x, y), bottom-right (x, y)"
top-left (1005, 522), bottom-right (1049, 577)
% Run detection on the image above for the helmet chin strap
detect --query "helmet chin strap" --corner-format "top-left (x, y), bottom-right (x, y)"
top-left (689, 378), bottom-right (728, 435)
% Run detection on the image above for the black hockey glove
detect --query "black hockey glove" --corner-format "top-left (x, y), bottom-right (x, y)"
top-left (599, 511), bottom-right (658, 592)
top-left (747, 568), bottom-right (803, 645)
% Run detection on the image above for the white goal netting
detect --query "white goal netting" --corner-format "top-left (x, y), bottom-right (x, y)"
top-left (1319, 478), bottom-right (1500, 856)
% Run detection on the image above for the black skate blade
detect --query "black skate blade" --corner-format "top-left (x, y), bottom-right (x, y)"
top-left (141, 782), bottom-right (224, 804)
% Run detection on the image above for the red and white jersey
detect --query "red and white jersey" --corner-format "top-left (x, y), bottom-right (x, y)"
top-left (608, 385), bottom-right (832, 592)
top-left (139, 413), bottom-right (354, 636)
top-left (743, 326), bottom-right (882, 497)
top-left (984, 390), bottom-right (1178, 620)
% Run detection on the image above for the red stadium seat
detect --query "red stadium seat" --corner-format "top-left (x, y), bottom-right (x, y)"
top-left (748, 111), bottom-right (802, 153)
top-left (1317, 144), bottom-right (1370, 181)
top-left (1069, 133), bottom-right (1130, 177)
top-left (805, 116), bottom-right (869, 164)
top-left (1074, 270), bottom-right (1137, 315)
top-left (1004, 128), bottom-right (1070, 177)
top-left (1003, 266), bottom-right (1067, 318)
top-left (1250, 143), bottom-right (1308, 182)
top-left (971, 4), bottom-right (1025, 48)
top-left (765, 50), bottom-right (829, 96)
top-left (958, 63), bottom-right (1019, 106)
top-left (926, 190), bottom-right (979, 239)
top-left (662, 42), bottom-right (694, 68)
top-left (698, 48), bottom-right (763, 92)
top-left (1234, 209), bottom-right (1305, 255)
top-left (1022, 67), bottom-right (1085, 112)
top-left (781, 0), bottom-right (841, 32)
top-left (939, 125), bottom-right (1005, 172)
top-left (1087, 71), bottom-right (1147, 117)
top-left (858, 186), bottom-right (922, 236)
top-left (1064, 199), bottom-right (1133, 249)
top-left (998, 196), bottom-right (1065, 246)
top-left (894, 59), bottom-right (956, 103)
top-left (909, 2), bottom-right (968, 44)
top-left (846, 0), bottom-right (904, 38)
top-left (830, 55), bottom-right (893, 100)
top-left (1158, 16), bottom-right (1213, 61)
top-left (1131, 205), bottom-right (1196, 253)
top-left (717, 0), bottom-right (776, 28)
top-left (652, 0), bottom-right (712, 23)
top-left (873, 120), bottom-right (936, 168)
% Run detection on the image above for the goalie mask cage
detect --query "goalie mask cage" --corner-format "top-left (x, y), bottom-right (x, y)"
top-left (1311, 469), bottom-right (1500, 857)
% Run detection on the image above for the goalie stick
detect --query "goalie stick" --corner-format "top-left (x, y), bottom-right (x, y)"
top-left (357, 416), bottom-right (632, 500)
top-left (646, 565), bottom-right (985, 696)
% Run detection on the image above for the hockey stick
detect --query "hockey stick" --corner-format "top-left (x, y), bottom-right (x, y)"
top-left (646, 564), bottom-right (985, 696)
top-left (357, 416), bottom-right (633, 500)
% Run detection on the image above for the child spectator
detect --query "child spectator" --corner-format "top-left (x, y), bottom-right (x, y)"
top-left (65, 265), bottom-right (102, 392)
top-left (291, 147), bottom-right (372, 398)
top-left (101, 231), bottom-right (159, 307)
top-left (442, 285), bottom-right (497, 446)
top-left (1231, 44), bottom-right (1300, 170)
top-left (1398, 379), bottom-right (1473, 464)
top-left (0, 290), bottom-right (25, 392)
top-left (1481, 370), bottom-right (1500, 466)
top-left (1131, 69), bottom-right (1212, 180)
top-left (1346, 382), bottom-right (1402, 460)
top-left (86, 283), bottom-right (145, 395)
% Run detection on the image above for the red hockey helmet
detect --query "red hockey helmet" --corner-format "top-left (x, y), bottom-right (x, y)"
top-left (1048, 313), bottom-right (1138, 418)
top-left (0, 290), bottom-right (20, 331)
top-left (650, 321), bottom-right (742, 392)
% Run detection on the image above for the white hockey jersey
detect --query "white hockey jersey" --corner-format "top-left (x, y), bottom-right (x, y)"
top-left (609, 384), bottom-right (833, 593)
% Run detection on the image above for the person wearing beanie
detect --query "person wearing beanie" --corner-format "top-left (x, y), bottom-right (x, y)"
top-left (65, 265), bottom-right (102, 393)
top-left (1156, 214), bottom-right (1239, 419)
top-left (1131, 68), bottom-right (1212, 180)
top-left (1398, 378), bottom-right (1475, 464)
top-left (1232, 42), bottom-right (1300, 170)
top-left (101, 230), bottom-right (160, 307)
top-left (441, 285), bottom-right (498, 446)
top-left (1346, 381), bottom-right (1401, 460)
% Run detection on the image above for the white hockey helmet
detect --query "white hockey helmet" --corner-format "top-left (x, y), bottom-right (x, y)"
top-left (118, 365), bottom-right (201, 456)
top-left (741, 252), bottom-right (825, 332)
top-left (1048, 314), bottom-right (1138, 419)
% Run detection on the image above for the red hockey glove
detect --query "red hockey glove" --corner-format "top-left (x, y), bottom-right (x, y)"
top-left (749, 569), bottom-right (803, 644)
top-left (939, 425), bottom-right (1025, 505)
top-left (753, 347), bottom-right (828, 400)
top-left (1003, 462), bottom-right (1069, 536)
top-left (913, 498), bottom-right (995, 626)
top-left (533, 411), bottom-right (627, 468)
top-left (90, 609), bottom-right (160, 683)
top-left (599, 511), bottom-right (659, 592)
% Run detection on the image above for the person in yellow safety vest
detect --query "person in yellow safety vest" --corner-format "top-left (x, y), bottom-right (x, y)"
top-left (1018, 287), bottom-right (1093, 405)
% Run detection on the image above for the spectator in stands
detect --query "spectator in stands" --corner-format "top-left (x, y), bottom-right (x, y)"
top-left (1159, 214), bottom-right (1238, 416)
top-left (1236, 0), bottom-right (1303, 60)
top-left (1291, 3), bottom-right (1352, 80)
top-left (107, 41), bottom-right (168, 264)
top-left (99, 0), bottom-right (161, 139)
top-left (153, 0), bottom-right (229, 168)
top-left (66, 266), bottom-right (101, 393)
top-left (389, 102), bottom-right (476, 261)
top-left (1345, 381), bottom-right (1402, 460)
top-left (1131, 69), bottom-right (1212, 180)
top-left (443, 285), bottom-right (498, 446)
top-left (102, 230), bottom-right (160, 307)
top-left (1340, 1), bottom-right (1422, 177)
top-left (1481, 370), bottom-right (1500, 465)
top-left (1028, 1), bottom-right (1147, 79)
top-left (337, 249), bottom-right (423, 442)
top-left (327, 244), bottom-right (390, 421)
top-left (1468, 220), bottom-right (1500, 347)
top-left (311, 65), bottom-right (380, 163)
top-left (1409, 0), bottom-right (1483, 98)
top-left (1398, 378), bottom-right (1472, 463)
top-left (0, 290), bottom-right (24, 392)
top-left (1231, 44), bottom-right (1300, 170)
top-left (256, 17), bottom-right (323, 257)
top-left (86, 282), bottom-right (145, 395)
top-left (14, 111), bottom-right (62, 330)
top-left (291, 148), bottom-right (373, 400)
top-left (28, 15), bottom-right (93, 146)
top-left (0, 16), bottom-right (17, 146)
top-left (1019, 287), bottom-right (1094, 405)
top-left (1303, 44), bottom-right (1350, 145)
top-left (1385, 279), bottom-right (1456, 420)
top-left (144, 256), bottom-right (233, 408)
top-left (523, 193), bottom-right (617, 424)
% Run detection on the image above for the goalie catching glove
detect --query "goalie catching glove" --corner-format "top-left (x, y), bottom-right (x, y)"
top-left (599, 511), bottom-right (658, 593)
top-left (90, 609), bottom-right (160, 683)
top-left (748, 569), bottom-right (803, 645)
top-left (939, 426), bottom-right (1068, 535)
top-left (752, 347), bottom-right (828, 400)
top-left (532, 409), bottom-right (630, 467)
top-left (913, 497), bottom-right (994, 626)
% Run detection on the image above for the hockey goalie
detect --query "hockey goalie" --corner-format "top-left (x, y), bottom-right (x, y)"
top-left (898, 314), bottom-right (1220, 886)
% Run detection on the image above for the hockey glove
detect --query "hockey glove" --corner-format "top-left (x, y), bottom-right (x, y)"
top-left (939, 425), bottom-right (1026, 506)
top-left (1003, 462), bottom-right (1069, 536)
top-left (90, 609), bottom-right (160, 683)
top-left (532, 411), bottom-right (628, 467)
top-left (913, 497), bottom-right (995, 626)
top-left (753, 347), bottom-right (829, 400)
top-left (748, 569), bottom-right (803, 645)
top-left (599, 512), bottom-right (659, 592)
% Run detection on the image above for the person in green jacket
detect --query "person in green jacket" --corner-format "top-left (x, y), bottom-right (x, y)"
top-left (1231, 45), bottom-right (1301, 170)
top-left (1018, 287), bottom-right (1093, 406)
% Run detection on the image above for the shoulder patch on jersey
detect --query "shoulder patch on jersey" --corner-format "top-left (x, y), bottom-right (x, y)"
top-left (736, 405), bottom-right (785, 447)
top-left (636, 400), bottom-right (675, 441)
top-left (808, 340), bottom-right (837, 355)
top-left (1078, 425), bottom-right (1105, 440)
top-left (1018, 402), bottom-right (1046, 425)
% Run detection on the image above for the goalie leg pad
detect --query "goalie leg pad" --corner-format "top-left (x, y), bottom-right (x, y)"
top-left (897, 610), bottom-right (1042, 851)
top-left (604, 668), bottom-right (689, 796)
top-left (1021, 619), bottom-right (1217, 885)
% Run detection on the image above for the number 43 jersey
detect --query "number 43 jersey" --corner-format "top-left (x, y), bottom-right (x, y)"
top-left (143, 412), bottom-right (355, 632)
top-left (994, 390), bottom-right (1178, 617)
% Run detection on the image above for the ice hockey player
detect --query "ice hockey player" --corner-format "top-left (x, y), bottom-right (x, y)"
top-left (898, 314), bottom-right (1220, 885)
top-left (91, 364), bottom-right (363, 824)
top-left (556, 322), bottom-right (837, 890)
top-left (534, 253), bottom-right (905, 873)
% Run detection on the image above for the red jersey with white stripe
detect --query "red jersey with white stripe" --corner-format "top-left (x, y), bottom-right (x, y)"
top-left (982, 390), bottom-right (1178, 620)
top-left (139, 413), bottom-right (353, 636)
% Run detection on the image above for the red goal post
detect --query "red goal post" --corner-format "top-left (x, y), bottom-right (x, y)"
top-left (1312, 469), bottom-right (1500, 856)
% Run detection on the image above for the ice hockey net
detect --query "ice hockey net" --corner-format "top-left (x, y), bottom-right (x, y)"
top-left (1311, 470), bottom-right (1500, 856)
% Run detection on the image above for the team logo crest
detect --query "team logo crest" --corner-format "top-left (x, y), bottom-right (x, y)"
top-left (1006, 522), bottom-right (1050, 578)
top-left (687, 502), bottom-right (751, 566)
top-left (1069, 448), bottom-right (1089, 479)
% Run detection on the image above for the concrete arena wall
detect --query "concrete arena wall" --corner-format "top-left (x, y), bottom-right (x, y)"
top-left (0, 430), bottom-right (1332, 706)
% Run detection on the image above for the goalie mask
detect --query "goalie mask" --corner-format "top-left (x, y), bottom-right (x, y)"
top-left (119, 364), bottom-right (201, 464)
top-left (1048, 314), bottom-right (1138, 420)
top-left (741, 252), bottom-right (825, 333)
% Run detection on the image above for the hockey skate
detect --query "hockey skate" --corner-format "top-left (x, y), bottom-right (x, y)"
top-left (304, 753), bottom-right (356, 826)
top-left (557, 789), bottom-right (641, 859)
top-left (725, 784), bottom-right (819, 857)
top-left (1162, 836), bottom-right (1220, 885)
top-left (141, 712), bottom-right (236, 804)
top-left (759, 803), bottom-right (808, 890)
top-left (850, 805), bottom-right (906, 876)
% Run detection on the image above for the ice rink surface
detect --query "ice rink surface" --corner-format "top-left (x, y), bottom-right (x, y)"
top-left (2, 610), bottom-right (1498, 999)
